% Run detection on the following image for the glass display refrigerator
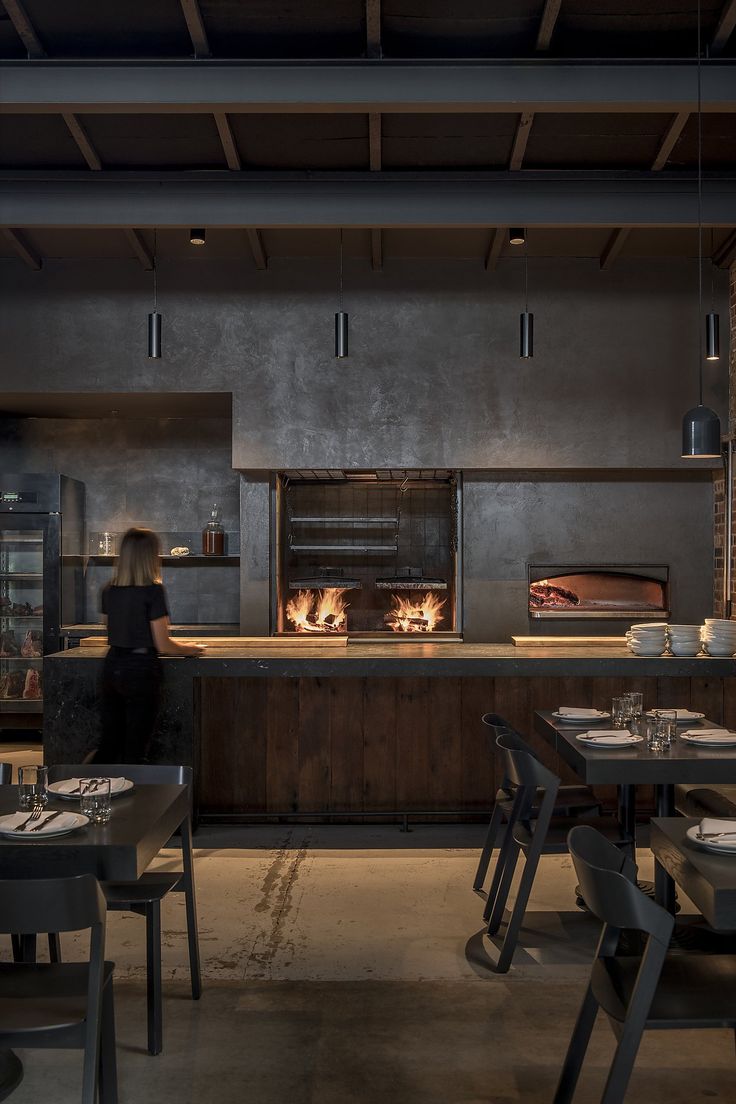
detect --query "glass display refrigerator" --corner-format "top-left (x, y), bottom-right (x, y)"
top-left (0, 474), bottom-right (84, 717)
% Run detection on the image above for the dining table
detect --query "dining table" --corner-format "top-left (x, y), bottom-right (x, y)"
top-left (534, 710), bottom-right (736, 910)
top-left (0, 780), bottom-right (191, 1097)
top-left (651, 816), bottom-right (736, 929)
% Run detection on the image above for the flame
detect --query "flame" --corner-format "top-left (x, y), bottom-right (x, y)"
top-left (386, 591), bottom-right (445, 633)
top-left (286, 589), bottom-right (348, 633)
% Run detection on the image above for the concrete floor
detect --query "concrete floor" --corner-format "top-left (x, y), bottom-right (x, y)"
top-left (4, 822), bottom-right (736, 1103)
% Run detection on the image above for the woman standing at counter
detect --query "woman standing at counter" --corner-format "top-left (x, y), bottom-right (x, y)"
top-left (94, 527), bottom-right (204, 764)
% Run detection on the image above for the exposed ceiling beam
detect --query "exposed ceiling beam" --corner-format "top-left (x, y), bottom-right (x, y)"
top-left (651, 111), bottom-right (689, 171)
top-left (246, 228), bottom-right (267, 270)
top-left (366, 0), bottom-right (381, 59)
top-left (370, 228), bottom-right (382, 271)
top-left (2, 62), bottom-right (733, 115)
top-left (62, 113), bottom-right (102, 171)
top-left (711, 0), bottom-right (736, 53)
top-left (599, 227), bottom-right (631, 270)
top-left (179, 0), bottom-right (211, 58)
top-left (124, 228), bottom-right (154, 270)
top-left (1, 227), bottom-right (41, 269)
top-left (509, 111), bottom-right (534, 170)
top-left (368, 113), bottom-right (381, 171)
top-left (214, 113), bottom-right (241, 170)
top-left (713, 228), bottom-right (736, 268)
top-left (2, 171), bottom-right (734, 228)
top-left (485, 228), bottom-right (505, 271)
top-left (535, 0), bottom-right (562, 51)
top-left (3, 0), bottom-right (44, 58)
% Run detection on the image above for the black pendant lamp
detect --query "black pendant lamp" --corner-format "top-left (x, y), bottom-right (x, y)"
top-left (519, 235), bottom-right (533, 358)
top-left (335, 229), bottom-right (348, 358)
top-left (147, 230), bottom-right (161, 359)
top-left (681, 0), bottom-right (720, 458)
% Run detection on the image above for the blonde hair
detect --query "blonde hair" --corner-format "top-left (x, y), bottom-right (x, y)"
top-left (112, 528), bottom-right (162, 587)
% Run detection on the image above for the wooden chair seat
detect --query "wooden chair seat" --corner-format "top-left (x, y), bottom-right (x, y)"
top-left (0, 962), bottom-right (115, 1035)
top-left (103, 873), bottom-right (182, 906)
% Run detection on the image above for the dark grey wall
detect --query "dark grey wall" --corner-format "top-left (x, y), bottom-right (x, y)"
top-left (0, 255), bottom-right (728, 470)
top-left (463, 472), bottom-right (715, 641)
top-left (0, 416), bottom-right (240, 626)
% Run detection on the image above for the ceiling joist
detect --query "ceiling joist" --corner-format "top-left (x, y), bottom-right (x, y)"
top-left (63, 114), bottom-right (102, 171)
top-left (484, 228), bottom-right (505, 271)
top-left (509, 112), bottom-right (534, 170)
top-left (713, 228), bottom-right (736, 268)
top-left (2, 0), bottom-right (44, 58)
top-left (179, 0), bottom-right (211, 58)
top-left (366, 0), bottom-right (381, 59)
top-left (711, 0), bottom-right (736, 53)
top-left (535, 0), bottom-right (562, 52)
top-left (214, 113), bottom-right (241, 170)
top-left (2, 227), bottom-right (41, 269)
top-left (651, 111), bottom-right (690, 171)
top-left (124, 228), bottom-right (154, 270)
top-left (599, 227), bottom-right (631, 270)
top-left (246, 228), bottom-right (267, 270)
top-left (2, 62), bottom-right (733, 115)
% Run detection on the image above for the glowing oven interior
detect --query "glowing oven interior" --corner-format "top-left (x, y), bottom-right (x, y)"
top-left (528, 565), bottom-right (669, 620)
top-left (275, 473), bottom-right (459, 636)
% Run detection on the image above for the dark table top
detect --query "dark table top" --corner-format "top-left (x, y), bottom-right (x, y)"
top-left (535, 711), bottom-right (736, 786)
top-left (0, 783), bottom-right (189, 880)
top-left (651, 817), bottom-right (736, 931)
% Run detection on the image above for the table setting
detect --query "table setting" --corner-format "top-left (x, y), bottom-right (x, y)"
top-left (0, 764), bottom-right (133, 841)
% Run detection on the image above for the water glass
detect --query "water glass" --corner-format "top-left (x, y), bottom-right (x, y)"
top-left (80, 778), bottom-right (111, 825)
top-left (18, 764), bottom-right (48, 811)
top-left (624, 691), bottom-right (644, 719)
top-left (653, 709), bottom-right (677, 751)
top-left (611, 696), bottom-right (633, 729)
top-left (646, 717), bottom-right (663, 751)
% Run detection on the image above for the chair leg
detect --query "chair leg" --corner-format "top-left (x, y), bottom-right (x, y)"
top-left (146, 900), bottom-right (163, 1056)
top-left (486, 838), bottom-right (521, 935)
top-left (553, 985), bottom-right (599, 1104)
top-left (494, 834), bottom-right (546, 973)
top-left (600, 1022), bottom-right (647, 1104)
top-left (10, 934), bottom-right (21, 961)
top-left (48, 932), bottom-right (62, 962)
top-left (99, 980), bottom-right (118, 1104)
top-left (472, 802), bottom-right (505, 892)
top-left (19, 933), bottom-right (37, 963)
top-left (180, 815), bottom-right (202, 1000)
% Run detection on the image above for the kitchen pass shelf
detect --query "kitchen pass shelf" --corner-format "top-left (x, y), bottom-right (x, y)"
top-left (63, 555), bottom-right (239, 566)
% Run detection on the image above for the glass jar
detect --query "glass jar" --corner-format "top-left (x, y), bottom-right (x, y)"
top-left (202, 504), bottom-right (225, 556)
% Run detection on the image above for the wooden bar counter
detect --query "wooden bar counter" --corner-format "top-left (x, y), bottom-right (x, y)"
top-left (44, 641), bottom-right (736, 821)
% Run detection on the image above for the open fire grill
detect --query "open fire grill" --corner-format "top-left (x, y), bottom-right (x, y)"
top-left (274, 472), bottom-right (461, 637)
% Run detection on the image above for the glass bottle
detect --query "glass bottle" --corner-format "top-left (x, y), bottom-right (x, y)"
top-left (202, 503), bottom-right (225, 556)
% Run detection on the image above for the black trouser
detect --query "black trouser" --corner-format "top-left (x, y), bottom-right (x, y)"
top-left (97, 648), bottom-right (162, 764)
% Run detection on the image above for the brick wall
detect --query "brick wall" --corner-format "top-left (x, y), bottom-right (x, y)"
top-left (714, 261), bottom-right (736, 616)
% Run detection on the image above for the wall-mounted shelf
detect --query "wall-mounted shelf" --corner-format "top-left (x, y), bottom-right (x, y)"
top-left (63, 555), bottom-right (240, 567)
top-left (289, 545), bottom-right (398, 554)
top-left (290, 517), bottom-right (398, 524)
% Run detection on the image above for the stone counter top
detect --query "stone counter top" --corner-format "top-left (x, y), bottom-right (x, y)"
top-left (46, 642), bottom-right (736, 678)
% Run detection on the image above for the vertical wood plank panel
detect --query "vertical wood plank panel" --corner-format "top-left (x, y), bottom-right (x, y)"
top-left (657, 677), bottom-right (690, 708)
top-left (395, 678), bottom-right (429, 810)
top-left (461, 677), bottom-right (495, 811)
top-left (689, 677), bottom-right (725, 724)
top-left (427, 677), bottom-right (463, 810)
top-left (363, 678), bottom-right (397, 811)
top-left (330, 677), bottom-right (365, 811)
top-left (199, 677), bottom-right (267, 812)
top-left (724, 678), bottom-right (736, 730)
top-left (298, 677), bottom-right (331, 812)
top-left (266, 676), bottom-right (300, 812)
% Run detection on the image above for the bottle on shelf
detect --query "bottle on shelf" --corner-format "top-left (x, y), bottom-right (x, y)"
top-left (202, 503), bottom-right (225, 557)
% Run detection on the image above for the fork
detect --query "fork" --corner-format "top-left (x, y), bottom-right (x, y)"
top-left (15, 806), bottom-right (44, 832)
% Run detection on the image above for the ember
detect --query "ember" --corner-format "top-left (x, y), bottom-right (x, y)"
top-left (529, 580), bottom-right (580, 609)
top-left (386, 592), bottom-right (445, 633)
top-left (285, 588), bottom-right (349, 633)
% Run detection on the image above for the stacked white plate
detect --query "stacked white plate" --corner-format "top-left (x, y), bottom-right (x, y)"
top-left (667, 624), bottom-right (702, 657)
top-left (625, 622), bottom-right (668, 656)
top-left (702, 619), bottom-right (736, 657)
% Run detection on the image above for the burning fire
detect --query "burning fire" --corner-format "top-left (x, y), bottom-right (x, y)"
top-left (386, 592), bottom-right (446, 633)
top-left (286, 589), bottom-right (349, 633)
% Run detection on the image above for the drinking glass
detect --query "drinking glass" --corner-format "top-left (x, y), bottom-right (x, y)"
top-left (80, 778), bottom-right (111, 825)
top-left (624, 691), bottom-right (644, 718)
top-left (18, 764), bottom-right (48, 811)
top-left (653, 709), bottom-right (677, 751)
top-left (611, 696), bottom-right (633, 729)
top-left (646, 717), bottom-right (663, 751)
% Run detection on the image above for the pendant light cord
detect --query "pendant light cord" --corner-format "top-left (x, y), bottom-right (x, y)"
top-left (153, 229), bottom-right (158, 314)
top-left (338, 228), bottom-right (344, 314)
top-left (524, 237), bottom-right (529, 312)
top-left (697, 0), bottom-right (703, 405)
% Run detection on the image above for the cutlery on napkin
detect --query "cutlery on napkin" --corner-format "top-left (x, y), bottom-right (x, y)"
top-left (682, 730), bottom-right (736, 742)
top-left (28, 811), bottom-right (65, 833)
top-left (581, 731), bottom-right (635, 744)
top-left (559, 707), bottom-right (603, 717)
top-left (697, 817), bottom-right (736, 840)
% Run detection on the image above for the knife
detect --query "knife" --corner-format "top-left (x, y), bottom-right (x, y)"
top-left (28, 810), bottom-right (64, 833)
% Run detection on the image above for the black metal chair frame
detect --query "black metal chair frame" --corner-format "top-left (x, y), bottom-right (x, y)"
top-left (48, 763), bottom-right (201, 1056)
top-left (0, 874), bottom-right (117, 1104)
top-left (555, 824), bottom-right (736, 1104)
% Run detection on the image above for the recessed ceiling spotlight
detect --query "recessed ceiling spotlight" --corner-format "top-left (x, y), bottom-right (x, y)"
top-left (190, 229), bottom-right (206, 246)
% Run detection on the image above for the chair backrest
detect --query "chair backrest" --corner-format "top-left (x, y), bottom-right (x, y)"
top-left (0, 874), bottom-right (106, 935)
top-left (568, 825), bottom-right (674, 946)
top-left (0, 762), bottom-right (11, 785)
top-left (495, 731), bottom-right (556, 792)
top-left (48, 763), bottom-right (192, 787)
top-left (482, 713), bottom-right (522, 739)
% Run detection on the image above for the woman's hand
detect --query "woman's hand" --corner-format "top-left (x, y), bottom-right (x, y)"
top-left (186, 642), bottom-right (207, 656)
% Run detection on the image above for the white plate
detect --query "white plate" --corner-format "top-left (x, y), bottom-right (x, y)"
top-left (0, 810), bottom-right (90, 839)
top-left (576, 734), bottom-right (644, 747)
top-left (686, 824), bottom-right (736, 854)
top-left (645, 710), bottom-right (705, 723)
top-left (679, 731), bottom-right (736, 747)
top-left (552, 711), bottom-right (611, 724)
top-left (48, 777), bottom-right (134, 800)
top-left (669, 647), bottom-right (701, 657)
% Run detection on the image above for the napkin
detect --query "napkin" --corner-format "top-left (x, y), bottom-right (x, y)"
top-left (558, 707), bottom-right (603, 718)
top-left (580, 730), bottom-right (635, 745)
top-left (0, 810), bottom-right (81, 835)
top-left (682, 729), bottom-right (736, 742)
top-left (655, 709), bottom-right (702, 720)
top-left (699, 817), bottom-right (736, 839)
top-left (54, 776), bottom-right (128, 795)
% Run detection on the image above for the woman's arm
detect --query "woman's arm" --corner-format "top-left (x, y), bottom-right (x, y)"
top-left (150, 616), bottom-right (206, 657)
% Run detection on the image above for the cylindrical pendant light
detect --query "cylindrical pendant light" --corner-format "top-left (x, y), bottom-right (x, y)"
top-left (706, 311), bottom-right (720, 361)
top-left (147, 230), bottom-right (161, 359)
top-left (681, 0), bottom-right (720, 458)
top-left (189, 228), bottom-right (206, 246)
top-left (334, 228), bottom-right (348, 358)
top-left (509, 228), bottom-right (525, 246)
top-left (519, 237), bottom-right (533, 358)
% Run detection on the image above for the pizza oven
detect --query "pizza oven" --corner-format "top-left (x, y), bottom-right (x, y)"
top-left (528, 564), bottom-right (669, 622)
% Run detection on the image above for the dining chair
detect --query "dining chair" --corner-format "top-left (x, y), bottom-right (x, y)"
top-left (0, 874), bottom-right (117, 1104)
top-left (472, 714), bottom-right (600, 899)
top-left (0, 764), bottom-right (10, 784)
top-left (554, 825), bottom-right (736, 1104)
top-left (48, 762), bottom-right (201, 1056)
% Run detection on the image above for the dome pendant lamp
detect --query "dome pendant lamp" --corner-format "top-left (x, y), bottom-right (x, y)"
top-left (147, 230), bottom-right (161, 359)
top-left (681, 1), bottom-right (720, 458)
top-left (334, 229), bottom-right (348, 358)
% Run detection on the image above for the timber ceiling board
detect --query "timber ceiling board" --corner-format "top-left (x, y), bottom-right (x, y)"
top-left (0, 114), bottom-right (86, 169)
top-left (227, 114), bottom-right (368, 171)
top-left (0, 391), bottom-right (232, 418)
top-left (667, 113), bottom-right (736, 170)
top-left (524, 113), bottom-right (675, 170)
top-left (198, 0), bottom-right (365, 58)
top-left (0, 11), bottom-right (25, 57)
top-left (553, 0), bottom-right (729, 57)
top-left (78, 113), bottom-right (225, 169)
top-left (259, 229), bottom-right (372, 258)
top-left (381, 115), bottom-right (518, 170)
top-left (19, 0), bottom-right (191, 57)
top-left (381, 1), bottom-right (542, 58)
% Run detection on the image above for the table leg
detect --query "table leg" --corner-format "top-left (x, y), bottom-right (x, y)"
top-left (0, 1050), bottom-right (23, 1101)
top-left (617, 784), bottom-right (637, 857)
top-left (654, 784), bottom-right (677, 912)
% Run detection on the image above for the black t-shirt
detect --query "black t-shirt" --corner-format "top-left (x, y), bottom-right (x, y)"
top-left (101, 583), bottom-right (169, 649)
